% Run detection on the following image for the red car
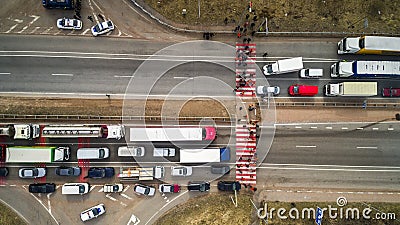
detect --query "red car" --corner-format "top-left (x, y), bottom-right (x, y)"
top-left (288, 84), bottom-right (318, 96)
top-left (382, 87), bottom-right (400, 97)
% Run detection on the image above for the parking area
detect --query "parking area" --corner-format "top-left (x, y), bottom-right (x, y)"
top-left (0, 0), bottom-right (189, 41)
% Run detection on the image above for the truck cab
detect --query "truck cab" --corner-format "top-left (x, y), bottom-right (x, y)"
top-left (14, 124), bottom-right (40, 139)
top-left (289, 85), bottom-right (318, 96)
top-left (337, 37), bottom-right (360, 54)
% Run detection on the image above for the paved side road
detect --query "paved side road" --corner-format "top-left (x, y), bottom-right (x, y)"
top-left (0, 0), bottom-right (190, 41)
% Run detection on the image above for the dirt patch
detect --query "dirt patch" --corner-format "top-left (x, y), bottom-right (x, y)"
top-left (143, 0), bottom-right (399, 33)
top-left (0, 97), bottom-right (229, 118)
top-left (155, 192), bottom-right (254, 225)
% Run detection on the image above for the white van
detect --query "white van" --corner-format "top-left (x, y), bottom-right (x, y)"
top-left (62, 183), bottom-right (90, 195)
top-left (77, 147), bottom-right (109, 159)
top-left (118, 146), bottom-right (145, 157)
top-left (299, 69), bottom-right (323, 78)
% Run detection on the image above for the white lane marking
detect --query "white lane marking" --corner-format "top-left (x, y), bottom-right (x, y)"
top-left (29, 27), bottom-right (40, 34)
top-left (310, 126), bottom-right (317, 129)
top-left (121, 193), bottom-right (133, 200)
top-left (89, 186), bottom-right (96, 192)
top-left (325, 127), bottom-right (332, 129)
top-left (372, 128), bottom-right (379, 130)
top-left (0, 73), bottom-right (11, 75)
top-left (105, 194), bottom-right (117, 201)
top-left (123, 185), bottom-right (130, 192)
top-left (388, 127), bottom-right (394, 131)
top-left (51, 73), bottom-right (73, 76)
top-left (5, 24), bottom-right (19, 33)
top-left (296, 145), bottom-right (316, 148)
top-left (295, 126), bottom-right (302, 129)
top-left (40, 27), bottom-right (53, 34)
top-left (120, 202), bottom-right (127, 207)
top-left (17, 26), bottom-right (28, 33)
top-left (29, 15), bottom-right (40, 25)
top-left (47, 193), bottom-right (52, 213)
top-left (342, 127), bottom-right (348, 130)
top-left (114, 75), bottom-right (133, 78)
top-left (82, 29), bottom-right (91, 35)
top-left (357, 146), bottom-right (378, 149)
top-left (356, 127), bottom-right (363, 130)
top-left (98, 187), bottom-right (104, 192)
top-left (14, 19), bottom-right (23, 23)
top-left (173, 76), bottom-right (193, 79)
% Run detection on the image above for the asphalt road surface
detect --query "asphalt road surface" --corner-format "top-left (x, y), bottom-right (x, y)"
top-left (1, 35), bottom-right (400, 98)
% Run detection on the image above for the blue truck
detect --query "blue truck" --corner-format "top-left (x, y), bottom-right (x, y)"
top-left (330, 60), bottom-right (400, 78)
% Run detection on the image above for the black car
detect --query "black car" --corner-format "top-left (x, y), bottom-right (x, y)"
top-left (187, 181), bottom-right (210, 192)
top-left (86, 167), bottom-right (114, 179)
top-left (0, 167), bottom-right (8, 177)
top-left (29, 183), bottom-right (56, 193)
top-left (217, 181), bottom-right (241, 191)
top-left (55, 166), bottom-right (81, 176)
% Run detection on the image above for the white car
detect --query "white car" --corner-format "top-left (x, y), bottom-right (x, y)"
top-left (80, 204), bottom-right (106, 222)
top-left (19, 168), bottom-right (46, 178)
top-left (171, 166), bottom-right (192, 176)
top-left (103, 183), bottom-right (123, 193)
top-left (133, 184), bottom-right (155, 196)
top-left (91, 20), bottom-right (114, 36)
top-left (117, 146), bottom-right (145, 157)
top-left (57, 18), bottom-right (82, 30)
top-left (256, 86), bottom-right (280, 96)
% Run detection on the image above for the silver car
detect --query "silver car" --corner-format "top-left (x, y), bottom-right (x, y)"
top-left (19, 168), bottom-right (46, 178)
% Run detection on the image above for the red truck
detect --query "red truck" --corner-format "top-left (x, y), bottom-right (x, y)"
top-left (289, 84), bottom-right (318, 96)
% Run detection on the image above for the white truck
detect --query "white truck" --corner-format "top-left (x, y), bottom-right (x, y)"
top-left (0, 124), bottom-right (40, 140)
top-left (179, 147), bottom-right (230, 163)
top-left (129, 126), bottom-right (216, 142)
top-left (117, 166), bottom-right (165, 181)
top-left (42, 125), bottom-right (124, 139)
top-left (324, 82), bottom-right (378, 97)
top-left (5, 146), bottom-right (70, 163)
top-left (337, 36), bottom-right (400, 55)
top-left (330, 61), bottom-right (400, 78)
top-left (153, 148), bottom-right (176, 157)
top-left (263, 57), bottom-right (303, 75)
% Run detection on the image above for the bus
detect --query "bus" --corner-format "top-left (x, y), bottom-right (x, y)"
top-left (338, 36), bottom-right (400, 55)
top-left (129, 126), bottom-right (216, 142)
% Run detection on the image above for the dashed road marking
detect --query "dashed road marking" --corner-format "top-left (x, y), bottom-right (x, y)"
top-left (121, 193), bottom-right (132, 200)
top-left (14, 19), bottom-right (23, 23)
top-left (17, 26), bottom-right (29, 33)
top-left (52, 73), bottom-right (73, 76)
top-left (114, 75), bottom-right (133, 78)
top-left (296, 145), bottom-right (316, 148)
top-left (310, 127), bottom-right (317, 129)
top-left (41, 27), bottom-right (53, 34)
top-left (0, 73), bottom-right (11, 75)
top-left (106, 194), bottom-right (117, 201)
top-left (357, 146), bottom-right (378, 149)
top-left (388, 127), bottom-right (394, 131)
top-left (356, 127), bottom-right (363, 130)
top-left (341, 127), bottom-right (348, 130)
top-left (372, 128), bottom-right (379, 130)
top-left (325, 127), bottom-right (332, 129)
top-left (295, 126), bottom-right (302, 129)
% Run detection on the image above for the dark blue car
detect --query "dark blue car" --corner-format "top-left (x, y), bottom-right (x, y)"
top-left (86, 167), bottom-right (114, 179)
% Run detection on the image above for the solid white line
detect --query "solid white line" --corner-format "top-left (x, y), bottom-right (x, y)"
top-left (5, 24), bottom-right (19, 33)
top-left (114, 75), bottom-right (133, 78)
top-left (173, 76), bottom-right (193, 79)
top-left (105, 194), bottom-right (117, 201)
top-left (51, 73), bottom-right (73, 76)
top-left (296, 145), bottom-right (316, 148)
top-left (357, 146), bottom-right (378, 149)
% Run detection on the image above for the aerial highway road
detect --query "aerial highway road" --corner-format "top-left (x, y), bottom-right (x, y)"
top-left (2, 123), bottom-right (399, 224)
top-left (1, 35), bottom-right (400, 98)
